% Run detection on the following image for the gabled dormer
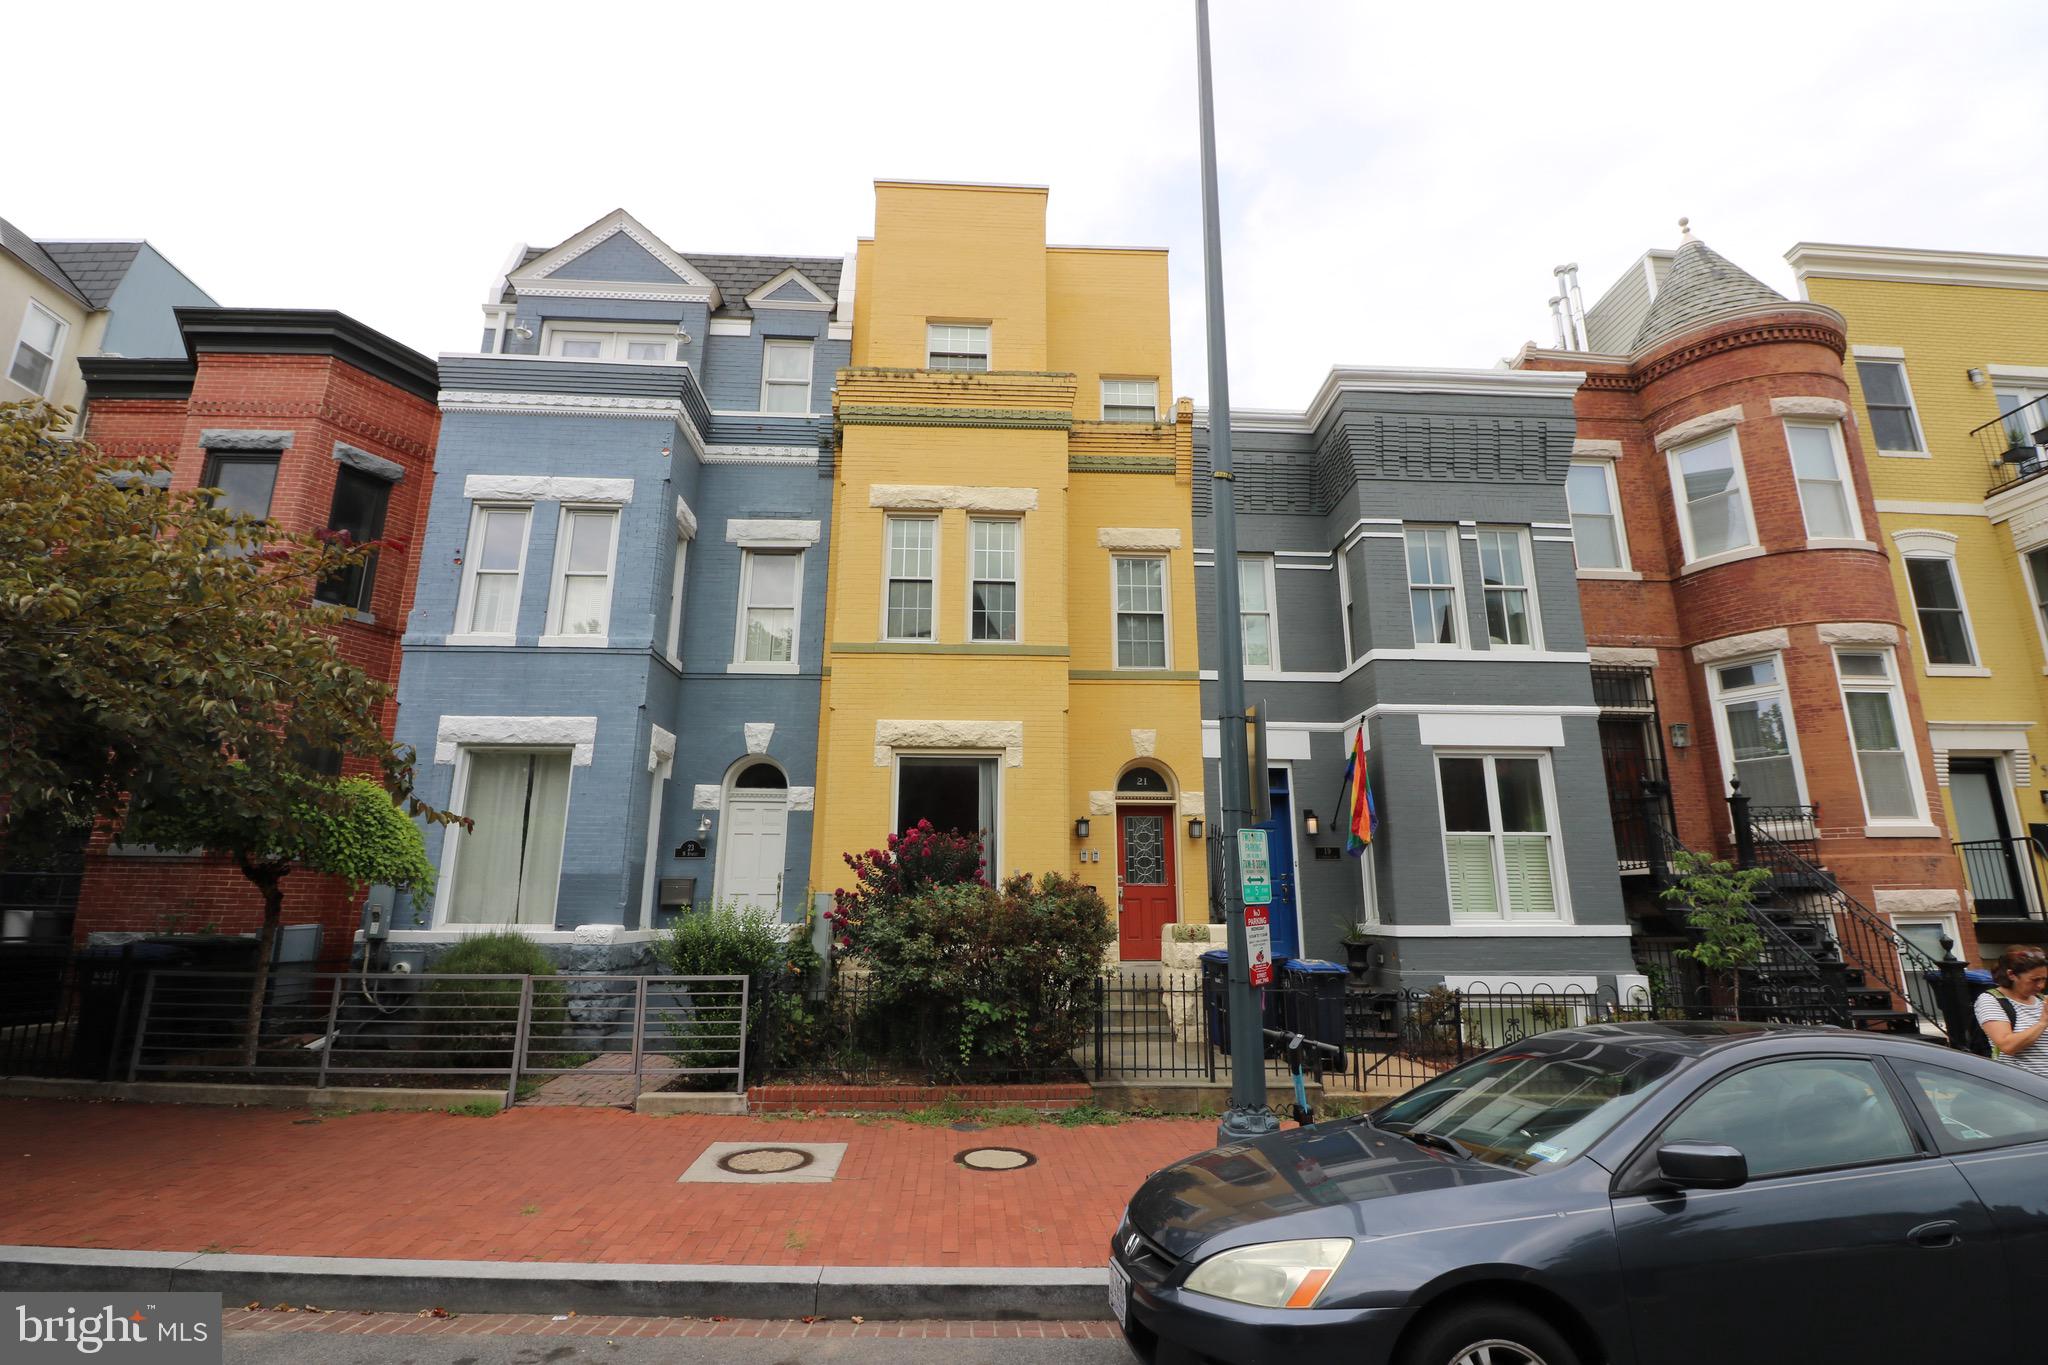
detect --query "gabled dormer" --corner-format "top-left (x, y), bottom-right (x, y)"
top-left (509, 208), bottom-right (721, 306)
top-left (745, 266), bottom-right (833, 313)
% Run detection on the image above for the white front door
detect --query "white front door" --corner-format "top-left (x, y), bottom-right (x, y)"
top-left (719, 792), bottom-right (788, 913)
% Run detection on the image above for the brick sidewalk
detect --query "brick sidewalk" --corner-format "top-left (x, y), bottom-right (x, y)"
top-left (0, 1099), bottom-right (1215, 1267)
top-left (225, 1310), bottom-right (1121, 1340)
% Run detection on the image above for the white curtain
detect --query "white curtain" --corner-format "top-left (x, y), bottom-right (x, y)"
top-left (516, 755), bottom-right (571, 925)
top-left (447, 751), bottom-right (571, 925)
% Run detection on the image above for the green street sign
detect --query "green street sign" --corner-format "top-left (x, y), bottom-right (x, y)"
top-left (1237, 827), bottom-right (1272, 905)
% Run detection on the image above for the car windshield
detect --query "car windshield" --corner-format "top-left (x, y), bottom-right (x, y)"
top-left (1373, 1037), bottom-right (1685, 1171)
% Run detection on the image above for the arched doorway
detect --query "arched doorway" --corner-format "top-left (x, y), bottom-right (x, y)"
top-left (1115, 763), bottom-right (1178, 961)
top-left (715, 760), bottom-right (788, 914)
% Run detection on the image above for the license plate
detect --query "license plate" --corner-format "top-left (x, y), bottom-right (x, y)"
top-left (1109, 1258), bottom-right (1131, 1328)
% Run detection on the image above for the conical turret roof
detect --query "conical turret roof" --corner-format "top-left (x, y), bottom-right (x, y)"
top-left (1632, 224), bottom-right (1786, 352)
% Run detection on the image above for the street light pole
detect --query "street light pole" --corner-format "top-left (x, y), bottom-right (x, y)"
top-left (1194, 0), bottom-right (1277, 1144)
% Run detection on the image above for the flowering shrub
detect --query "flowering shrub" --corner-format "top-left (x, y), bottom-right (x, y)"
top-left (826, 820), bottom-right (983, 955)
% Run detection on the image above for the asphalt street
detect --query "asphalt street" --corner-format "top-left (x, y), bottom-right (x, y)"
top-left (226, 1334), bottom-right (1129, 1364)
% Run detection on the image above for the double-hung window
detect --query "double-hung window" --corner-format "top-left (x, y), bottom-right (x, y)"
top-left (1237, 554), bottom-right (1278, 670)
top-left (545, 507), bottom-right (619, 642)
top-left (1835, 651), bottom-right (1921, 823)
top-left (1904, 554), bottom-right (1978, 669)
top-left (8, 301), bottom-right (65, 396)
top-left (1101, 379), bottom-right (1159, 422)
top-left (1476, 527), bottom-right (1537, 648)
top-left (457, 504), bottom-right (532, 638)
top-left (736, 549), bottom-right (801, 667)
top-left (664, 535), bottom-right (689, 667)
top-left (1114, 556), bottom-right (1168, 668)
top-left (446, 748), bottom-right (572, 925)
top-left (926, 323), bottom-right (990, 372)
top-left (1855, 359), bottom-right (1925, 453)
top-left (1437, 754), bottom-right (1563, 919)
top-left (970, 518), bottom-right (1019, 642)
top-left (1786, 421), bottom-right (1861, 541)
top-left (1669, 430), bottom-right (1755, 562)
top-left (201, 451), bottom-right (281, 556)
top-left (1566, 461), bottom-right (1627, 570)
top-left (760, 340), bottom-right (814, 413)
top-left (885, 517), bottom-right (937, 641)
top-left (1405, 526), bottom-right (1462, 646)
top-left (313, 467), bottom-right (392, 611)
top-left (1711, 657), bottom-right (1804, 809)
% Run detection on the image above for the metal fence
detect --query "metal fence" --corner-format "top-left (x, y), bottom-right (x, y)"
top-left (121, 970), bottom-right (749, 1105)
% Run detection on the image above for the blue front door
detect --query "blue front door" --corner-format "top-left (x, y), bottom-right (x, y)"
top-left (1255, 769), bottom-right (1301, 958)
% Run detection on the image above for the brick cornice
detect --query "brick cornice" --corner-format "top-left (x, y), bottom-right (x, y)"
top-left (181, 400), bottom-right (435, 461)
top-left (1631, 315), bottom-right (1847, 390)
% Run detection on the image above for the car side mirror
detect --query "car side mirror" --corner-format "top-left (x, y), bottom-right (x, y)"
top-left (1655, 1141), bottom-right (1747, 1190)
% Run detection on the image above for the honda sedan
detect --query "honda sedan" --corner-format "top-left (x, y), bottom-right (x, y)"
top-left (1110, 1021), bottom-right (2048, 1365)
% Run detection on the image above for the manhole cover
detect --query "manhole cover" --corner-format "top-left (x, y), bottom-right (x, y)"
top-left (955, 1146), bottom-right (1036, 1171)
top-left (716, 1146), bottom-right (815, 1175)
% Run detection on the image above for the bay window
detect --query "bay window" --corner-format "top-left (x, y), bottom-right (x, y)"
top-left (455, 504), bottom-right (531, 639)
top-left (545, 507), bottom-right (619, 642)
top-left (1786, 421), bottom-right (1861, 541)
top-left (1566, 461), bottom-right (1627, 570)
top-left (1710, 657), bottom-right (1805, 809)
top-left (1668, 430), bottom-right (1755, 562)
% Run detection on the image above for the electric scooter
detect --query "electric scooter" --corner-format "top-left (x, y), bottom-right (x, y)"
top-left (1262, 1027), bottom-right (1344, 1126)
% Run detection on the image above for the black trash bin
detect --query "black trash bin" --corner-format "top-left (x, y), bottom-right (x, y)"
top-left (1200, 949), bottom-right (1229, 1053)
top-left (1282, 959), bottom-right (1349, 1058)
top-left (1924, 966), bottom-right (1997, 1056)
top-left (71, 943), bottom-right (180, 1078)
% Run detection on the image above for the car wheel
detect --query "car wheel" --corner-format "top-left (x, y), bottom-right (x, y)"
top-left (1399, 1302), bottom-right (1581, 1365)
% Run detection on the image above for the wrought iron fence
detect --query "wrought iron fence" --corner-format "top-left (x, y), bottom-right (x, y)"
top-left (1954, 836), bottom-right (2045, 920)
top-left (120, 970), bottom-right (749, 1105)
top-left (1978, 392), bottom-right (2048, 496)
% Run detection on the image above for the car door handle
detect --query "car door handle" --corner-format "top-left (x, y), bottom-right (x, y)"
top-left (1909, 1220), bottom-right (1961, 1249)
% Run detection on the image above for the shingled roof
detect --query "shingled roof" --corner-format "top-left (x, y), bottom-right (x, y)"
top-left (39, 242), bottom-right (145, 309)
top-left (1632, 232), bottom-right (1786, 351)
top-left (503, 242), bottom-right (843, 317)
top-left (0, 218), bottom-right (92, 309)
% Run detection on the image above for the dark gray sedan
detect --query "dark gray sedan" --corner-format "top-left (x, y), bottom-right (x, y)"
top-left (1110, 1021), bottom-right (2048, 1365)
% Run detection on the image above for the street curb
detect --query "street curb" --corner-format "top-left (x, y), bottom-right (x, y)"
top-left (0, 1246), bottom-right (1110, 1321)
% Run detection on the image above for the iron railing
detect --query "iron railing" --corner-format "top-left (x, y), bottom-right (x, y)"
top-left (1954, 836), bottom-right (2046, 919)
top-left (123, 970), bottom-right (749, 1105)
top-left (1978, 393), bottom-right (2048, 496)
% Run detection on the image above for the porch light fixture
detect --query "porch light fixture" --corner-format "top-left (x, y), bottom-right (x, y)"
top-left (1303, 808), bottom-right (1320, 836)
top-left (1074, 817), bottom-right (1091, 839)
top-left (1187, 816), bottom-right (1205, 840)
top-left (508, 322), bottom-right (534, 341)
top-left (1669, 722), bottom-right (1691, 749)
top-left (1968, 368), bottom-right (1988, 387)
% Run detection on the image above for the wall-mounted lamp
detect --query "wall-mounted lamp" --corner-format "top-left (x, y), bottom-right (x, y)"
top-left (1303, 808), bottom-right (1321, 837)
top-left (1073, 817), bottom-right (1090, 840)
top-left (1968, 368), bottom-right (1988, 387)
top-left (1187, 816), bottom-right (1205, 840)
top-left (508, 322), bottom-right (534, 342)
top-left (697, 815), bottom-right (713, 835)
top-left (675, 324), bottom-right (694, 346)
top-left (1669, 722), bottom-right (1691, 749)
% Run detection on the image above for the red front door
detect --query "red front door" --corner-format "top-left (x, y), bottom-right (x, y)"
top-left (1116, 806), bottom-right (1177, 961)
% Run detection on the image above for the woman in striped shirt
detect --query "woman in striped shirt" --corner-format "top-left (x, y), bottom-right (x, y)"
top-left (1976, 947), bottom-right (2048, 1078)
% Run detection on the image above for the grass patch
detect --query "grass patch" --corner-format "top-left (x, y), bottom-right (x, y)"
top-left (1052, 1103), bottom-right (1126, 1127)
top-left (520, 1204), bottom-right (540, 1216)
top-left (446, 1101), bottom-right (499, 1118)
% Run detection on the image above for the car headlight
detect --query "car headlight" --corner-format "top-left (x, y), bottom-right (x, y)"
top-left (1181, 1238), bottom-right (1352, 1309)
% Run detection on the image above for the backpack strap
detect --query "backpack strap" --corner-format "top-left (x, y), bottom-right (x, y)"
top-left (1990, 988), bottom-right (2019, 1030)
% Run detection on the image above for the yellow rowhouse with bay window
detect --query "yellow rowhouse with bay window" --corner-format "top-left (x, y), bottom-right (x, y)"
top-left (812, 181), bottom-right (1209, 960)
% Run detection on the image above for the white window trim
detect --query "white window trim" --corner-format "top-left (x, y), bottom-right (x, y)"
top-left (1832, 648), bottom-right (1931, 829)
top-left (1239, 553), bottom-right (1281, 672)
top-left (1900, 548), bottom-right (1987, 677)
top-left (540, 505), bottom-right (623, 648)
top-left (759, 338), bottom-right (815, 415)
top-left (925, 321), bottom-right (991, 371)
top-left (538, 321), bottom-right (681, 363)
top-left (449, 502), bottom-right (534, 645)
top-left (1405, 525), bottom-right (1467, 649)
top-left (1474, 525), bottom-right (1542, 651)
top-left (730, 547), bottom-right (804, 674)
top-left (1889, 912), bottom-right (1963, 992)
top-left (967, 516), bottom-right (1023, 643)
top-left (664, 534), bottom-right (690, 669)
top-left (8, 298), bottom-right (67, 399)
top-left (1337, 548), bottom-right (1357, 663)
top-left (1111, 553), bottom-right (1172, 671)
top-left (2023, 545), bottom-right (2048, 672)
top-left (1100, 376), bottom-right (1160, 422)
top-left (437, 744), bottom-right (577, 930)
top-left (1568, 458), bottom-right (1632, 574)
top-left (1785, 419), bottom-right (1866, 545)
top-left (1666, 429), bottom-right (1760, 567)
top-left (639, 727), bottom-right (676, 922)
top-left (1852, 354), bottom-right (1930, 456)
top-left (882, 515), bottom-right (939, 643)
top-left (1705, 653), bottom-right (1812, 811)
top-left (1431, 749), bottom-right (1572, 923)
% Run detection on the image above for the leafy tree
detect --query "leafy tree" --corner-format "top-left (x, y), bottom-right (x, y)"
top-left (0, 401), bottom-right (452, 1056)
top-left (1661, 849), bottom-right (1774, 1016)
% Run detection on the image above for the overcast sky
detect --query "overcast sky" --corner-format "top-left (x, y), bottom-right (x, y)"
top-left (16, 0), bottom-right (2046, 408)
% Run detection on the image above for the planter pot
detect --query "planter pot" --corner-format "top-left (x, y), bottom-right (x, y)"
top-left (1343, 939), bottom-right (1376, 979)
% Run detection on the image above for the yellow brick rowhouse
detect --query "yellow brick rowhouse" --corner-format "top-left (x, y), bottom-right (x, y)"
top-left (1791, 243), bottom-right (2048, 961)
top-left (813, 181), bottom-right (1209, 962)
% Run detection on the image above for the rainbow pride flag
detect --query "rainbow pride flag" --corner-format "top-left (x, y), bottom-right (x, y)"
top-left (1333, 726), bottom-right (1378, 856)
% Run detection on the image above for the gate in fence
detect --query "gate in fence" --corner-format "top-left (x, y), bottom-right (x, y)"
top-left (121, 970), bottom-right (750, 1108)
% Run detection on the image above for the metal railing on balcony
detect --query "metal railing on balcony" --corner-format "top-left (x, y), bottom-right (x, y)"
top-left (1954, 836), bottom-right (2047, 920)
top-left (1978, 393), bottom-right (2048, 496)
